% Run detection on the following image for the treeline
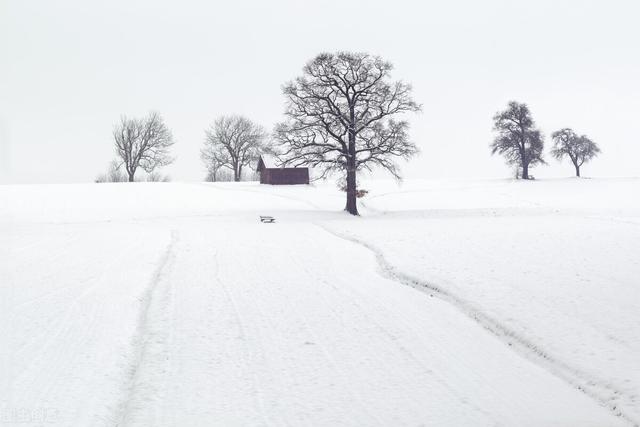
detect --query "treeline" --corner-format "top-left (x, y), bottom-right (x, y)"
top-left (96, 51), bottom-right (602, 215)
top-left (95, 112), bottom-right (266, 183)
top-left (490, 101), bottom-right (600, 179)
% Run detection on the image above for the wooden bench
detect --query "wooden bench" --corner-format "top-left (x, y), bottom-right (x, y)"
top-left (260, 216), bottom-right (276, 223)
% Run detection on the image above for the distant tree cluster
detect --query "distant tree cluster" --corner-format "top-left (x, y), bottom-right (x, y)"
top-left (491, 101), bottom-right (600, 179)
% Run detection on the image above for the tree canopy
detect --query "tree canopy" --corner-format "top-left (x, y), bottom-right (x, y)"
top-left (551, 128), bottom-right (600, 177)
top-left (490, 101), bottom-right (544, 179)
top-left (274, 52), bottom-right (420, 214)
top-left (113, 111), bottom-right (175, 182)
top-left (201, 115), bottom-right (267, 182)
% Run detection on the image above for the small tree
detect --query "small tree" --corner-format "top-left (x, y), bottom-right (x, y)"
top-left (551, 128), bottom-right (600, 177)
top-left (201, 149), bottom-right (225, 182)
top-left (113, 111), bottom-right (175, 182)
top-left (201, 115), bottom-right (266, 182)
top-left (106, 159), bottom-right (127, 182)
top-left (95, 159), bottom-right (127, 183)
top-left (274, 52), bottom-right (420, 215)
top-left (491, 101), bottom-right (545, 180)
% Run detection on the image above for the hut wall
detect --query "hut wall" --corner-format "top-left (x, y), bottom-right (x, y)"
top-left (261, 168), bottom-right (309, 185)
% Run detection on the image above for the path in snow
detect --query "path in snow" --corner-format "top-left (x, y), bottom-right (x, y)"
top-left (320, 223), bottom-right (638, 426)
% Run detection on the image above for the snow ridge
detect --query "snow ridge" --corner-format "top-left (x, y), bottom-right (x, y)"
top-left (114, 230), bottom-right (178, 427)
top-left (318, 224), bottom-right (638, 427)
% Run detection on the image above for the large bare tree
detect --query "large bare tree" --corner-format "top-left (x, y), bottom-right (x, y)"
top-left (551, 128), bottom-right (600, 177)
top-left (113, 111), bottom-right (175, 182)
top-left (273, 52), bottom-right (420, 215)
top-left (491, 101), bottom-right (545, 180)
top-left (201, 115), bottom-right (266, 182)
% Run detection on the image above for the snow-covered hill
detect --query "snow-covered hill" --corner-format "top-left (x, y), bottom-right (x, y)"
top-left (1, 178), bottom-right (638, 426)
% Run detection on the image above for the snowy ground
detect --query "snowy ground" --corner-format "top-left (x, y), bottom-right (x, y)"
top-left (1, 178), bottom-right (638, 426)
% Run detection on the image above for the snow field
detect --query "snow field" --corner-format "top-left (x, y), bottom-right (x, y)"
top-left (1, 178), bottom-right (637, 426)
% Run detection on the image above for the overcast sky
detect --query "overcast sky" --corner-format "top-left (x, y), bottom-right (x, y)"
top-left (1, 0), bottom-right (639, 184)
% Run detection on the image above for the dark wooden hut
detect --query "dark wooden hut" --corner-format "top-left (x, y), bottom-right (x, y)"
top-left (257, 155), bottom-right (309, 185)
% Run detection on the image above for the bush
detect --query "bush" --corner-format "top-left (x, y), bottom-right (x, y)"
top-left (339, 184), bottom-right (369, 198)
top-left (95, 160), bottom-right (127, 183)
top-left (147, 171), bottom-right (171, 182)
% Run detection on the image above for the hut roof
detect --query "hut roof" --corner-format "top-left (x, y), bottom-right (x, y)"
top-left (258, 154), bottom-right (310, 172)
top-left (259, 154), bottom-right (279, 169)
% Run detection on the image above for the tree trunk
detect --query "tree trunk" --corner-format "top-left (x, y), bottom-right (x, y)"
top-left (574, 163), bottom-right (581, 177)
top-left (345, 167), bottom-right (358, 215)
top-left (128, 171), bottom-right (135, 182)
top-left (345, 106), bottom-right (359, 215)
top-left (345, 134), bottom-right (358, 215)
top-left (521, 162), bottom-right (529, 180)
top-left (234, 166), bottom-right (240, 182)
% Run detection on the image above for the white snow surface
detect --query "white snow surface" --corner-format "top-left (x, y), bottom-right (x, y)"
top-left (1, 178), bottom-right (638, 427)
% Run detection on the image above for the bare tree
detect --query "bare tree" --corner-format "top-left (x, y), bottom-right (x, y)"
top-left (551, 128), bottom-right (600, 177)
top-left (491, 101), bottom-right (545, 180)
top-left (273, 52), bottom-right (420, 215)
top-left (201, 115), bottom-right (266, 182)
top-left (113, 111), bottom-right (175, 182)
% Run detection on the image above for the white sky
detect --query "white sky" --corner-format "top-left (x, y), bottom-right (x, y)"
top-left (1, 0), bottom-right (639, 184)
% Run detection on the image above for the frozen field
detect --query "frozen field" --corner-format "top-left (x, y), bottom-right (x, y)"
top-left (1, 178), bottom-right (638, 426)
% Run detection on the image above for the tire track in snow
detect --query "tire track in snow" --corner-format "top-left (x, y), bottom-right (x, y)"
top-left (214, 249), bottom-right (275, 426)
top-left (304, 273), bottom-right (497, 425)
top-left (113, 229), bottom-right (178, 427)
top-left (283, 255), bottom-right (388, 426)
top-left (317, 224), bottom-right (638, 427)
top-left (9, 236), bottom-right (142, 409)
